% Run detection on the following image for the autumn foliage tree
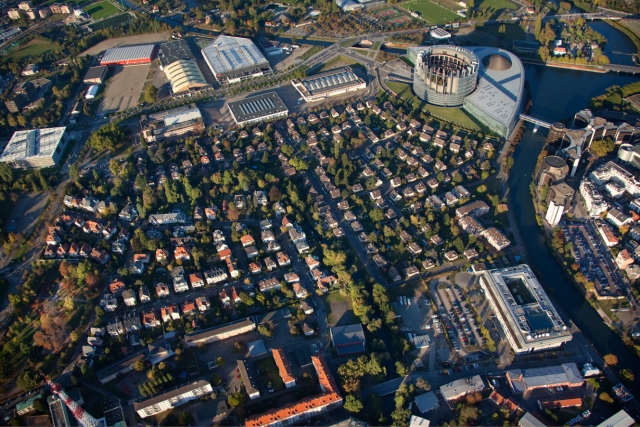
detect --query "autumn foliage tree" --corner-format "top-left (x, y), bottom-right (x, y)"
top-left (33, 303), bottom-right (70, 353)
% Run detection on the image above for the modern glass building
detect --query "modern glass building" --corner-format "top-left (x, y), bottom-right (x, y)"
top-left (412, 46), bottom-right (479, 107)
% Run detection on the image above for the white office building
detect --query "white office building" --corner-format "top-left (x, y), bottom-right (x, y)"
top-left (134, 380), bottom-right (212, 417)
top-left (0, 127), bottom-right (67, 169)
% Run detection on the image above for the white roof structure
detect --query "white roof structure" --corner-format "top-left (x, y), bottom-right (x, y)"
top-left (409, 416), bottom-right (430, 427)
top-left (463, 46), bottom-right (524, 138)
top-left (440, 375), bottom-right (484, 401)
top-left (430, 28), bottom-right (451, 39)
top-left (1, 127), bottom-right (66, 169)
top-left (147, 104), bottom-right (202, 126)
top-left (518, 412), bottom-right (546, 427)
top-left (202, 35), bottom-right (269, 76)
top-left (100, 44), bottom-right (155, 64)
top-left (478, 264), bottom-right (572, 354)
top-left (597, 410), bottom-right (635, 427)
top-left (165, 60), bottom-right (208, 94)
top-left (85, 84), bottom-right (99, 99)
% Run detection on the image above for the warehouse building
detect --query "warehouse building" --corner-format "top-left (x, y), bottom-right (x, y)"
top-left (83, 66), bottom-right (108, 84)
top-left (202, 35), bottom-right (271, 84)
top-left (292, 66), bottom-right (366, 102)
top-left (183, 318), bottom-right (255, 347)
top-left (0, 127), bottom-right (67, 169)
top-left (228, 92), bottom-right (288, 126)
top-left (100, 44), bottom-right (156, 66)
top-left (141, 104), bottom-right (204, 143)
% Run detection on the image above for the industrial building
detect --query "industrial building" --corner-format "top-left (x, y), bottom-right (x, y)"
top-left (227, 92), bottom-right (288, 126)
top-left (292, 66), bottom-right (366, 102)
top-left (100, 44), bottom-right (156, 66)
top-left (202, 35), bottom-right (271, 84)
top-left (0, 127), bottom-right (67, 169)
top-left (83, 66), bottom-right (108, 84)
top-left (478, 265), bottom-right (572, 354)
top-left (140, 104), bottom-right (204, 143)
top-left (134, 380), bottom-right (213, 417)
top-left (506, 363), bottom-right (584, 393)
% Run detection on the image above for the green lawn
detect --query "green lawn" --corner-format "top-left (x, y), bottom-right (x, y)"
top-left (476, 0), bottom-right (517, 10)
top-left (7, 39), bottom-right (56, 60)
top-left (385, 81), bottom-right (481, 131)
top-left (481, 23), bottom-right (527, 42)
top-left (85, 0), bottom-right (119, 19)
top-left (315, 55), bottom-right (365, 73)
top-left (402, 0), bottom-right (461, 25)
top-left (255, 357), bottom-right (285, 391)
top-left (373, 41), bottom-right (381, 50)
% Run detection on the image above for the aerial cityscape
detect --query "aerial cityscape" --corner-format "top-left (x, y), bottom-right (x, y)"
top-left (0, 0), bottom-right (640, 426)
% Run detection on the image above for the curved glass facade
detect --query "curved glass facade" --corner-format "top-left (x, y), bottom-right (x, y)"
top-left (413, 46), bottom-right (479, 107)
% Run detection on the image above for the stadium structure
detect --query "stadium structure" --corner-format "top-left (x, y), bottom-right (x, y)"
top-left (477, 264), bottom-right (572, 354)
top-left (202, 35), bottom-right (271, 84)
top-left (100, 45), bottom-right (156, 66)
top-left (0, 127), bottom-right (67, 169)
top-left (408, 45), bottom-right (524, 138)
top-left (292, 67), bottom-right (366, 102)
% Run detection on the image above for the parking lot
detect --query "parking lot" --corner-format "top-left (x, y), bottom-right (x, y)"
top-left (96, 64), bottom-right (150, 117)
top-left (561, 222), bottom-right (625, 298)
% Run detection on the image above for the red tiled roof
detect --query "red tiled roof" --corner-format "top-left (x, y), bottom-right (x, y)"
top-left (272, 348), bottom-right (295, 384)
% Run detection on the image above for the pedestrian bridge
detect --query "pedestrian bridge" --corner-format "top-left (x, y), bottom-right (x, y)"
top-left (519, 114), bottom-right (551, 128)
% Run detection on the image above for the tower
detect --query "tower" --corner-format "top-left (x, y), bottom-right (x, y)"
top-left (42, 373), bottom-right (105, 427)
top-left (546, 122), bottom-right (566, 145)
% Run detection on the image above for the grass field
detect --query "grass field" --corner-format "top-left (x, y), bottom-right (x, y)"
top-left (402, 0), bottom-right (460, 25)
top-left (256, 357), bottom-right (285, 391)
top-left (476, 0), bottom-right (517, 9)
top-left (7, 39), bottom-right (56, 60)
top-left (385, 81), bottom-right (481, 130)
top-left (85, 0), bottom-right (119, 19)
top-left (315, 54), bottom-right (365, 73)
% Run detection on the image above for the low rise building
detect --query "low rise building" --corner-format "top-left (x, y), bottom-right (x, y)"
top-left (439, 375), bottom-right (485, 402)
top-left (134, 380), bottom-right (212, 417)
top-left (506, 363), bottom-right (584, 394)
top-left (184, 318), bottom-right (255, 347)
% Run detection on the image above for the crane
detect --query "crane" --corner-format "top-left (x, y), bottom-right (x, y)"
top-left (41, 372), bottom-right (105, 427)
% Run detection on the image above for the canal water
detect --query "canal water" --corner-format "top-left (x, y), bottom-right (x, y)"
top-left (511, 36), bottom-right (640, 387)
top-left (589, 21), bottom-right (637, 67)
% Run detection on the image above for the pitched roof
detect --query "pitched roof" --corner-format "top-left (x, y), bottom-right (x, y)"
top-left (272, 348), bottom-right (295, 384)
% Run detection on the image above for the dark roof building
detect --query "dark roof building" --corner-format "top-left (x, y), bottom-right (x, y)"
top-left (83, 66), bottom-right (108, 84)
top-left (183, 317), bottom-right (255, 347)
top-left (97, 349), bottom-right (148, 384)
top-left (237, 360), bottom-right (261, 399)
top-left (330, 323), bottom-right (366, 355)
top-left (158, 39), bottom-right (196, 67)
top-left (227, 92), bottom-right (288, 126)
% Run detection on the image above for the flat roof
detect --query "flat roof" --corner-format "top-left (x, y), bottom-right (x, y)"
top-left (84, 65), bottom-right (107, 80)
top-left (158, 39), bottom-right (196, 66)
top-left (146, 103), bottom-right (202, 126)
top-left (507, 363), bottom-right (583, 393)
top-left (101, 44), bottom-right (155, 64)
top-left (133, 380), bottom-right (210, 412)
top-left (518, 412), bottom-right (546, 427)
top-left (228, 91), bottom-right (288, 124)
top-left (1, 127), bottom-right (66, 164)
top-left (183, 317), bottom-right (254, 345)
top-left (597, 409), bottom-right (635, 427)
top-left (202, 35), bottom-right (269, 75)
top-left (479, 265), bottom-right (571, 352)
top-left (464, 46), bottom-right (524, 132)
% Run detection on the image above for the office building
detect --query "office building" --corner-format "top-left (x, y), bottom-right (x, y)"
top-left (134, 380), bottom-right (212, 417)
top-left (413, 45), bottom-right (479, 107)
top-left (5, 77), bottom-right (52, 113)
top-left (100, 44), bottom-right (156, 66)
top-left (292, 66), bottom-right (366, 102)
top-left (579, 180), bottom-right (609, 218)
top-left (227, 92), bottom-right (288, 126)
top-left (1, 127), bottom-right (67, 169)
top-left (141, 104), bottom-right (204, 143)
top-left (202, 35), bottom-right (271, 84)
top-left (439, 376), bottom-right (485, 402)
top-left (545, 182), bottom-right (574, 226)
top-left (506, 363), bottom-right (583, 393)
top-left (590, 161), bottom-right (640, 198)
top-left (537, 156), bottom-right (569, 187)
top-left (478, 265), bottom-right (572, 354)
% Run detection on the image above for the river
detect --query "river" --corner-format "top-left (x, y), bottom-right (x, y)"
top-left (511, 36), bottom-right (640, 388)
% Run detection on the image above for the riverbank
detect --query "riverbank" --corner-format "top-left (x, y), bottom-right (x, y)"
top-left (520, 58), bottom-right (609, 73)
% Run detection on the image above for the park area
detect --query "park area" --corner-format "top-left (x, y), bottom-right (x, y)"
top-left (385, 81), bottom-right (481, 131)
top-left (402, 0), bottom-right (461, 25)
top-left (85, 0), bottom-right (120, 20)
top-left (7, 39), bottom-right (56, 60)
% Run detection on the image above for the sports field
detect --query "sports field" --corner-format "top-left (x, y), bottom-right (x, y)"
top-left (402, 0), bottom-right (460, 25)
top-left (85, 0), bottom-right (119, 19)
top-left (476, 0), bottom-right (517, 10)
top-left (7, 39), bottom-right (56, 60)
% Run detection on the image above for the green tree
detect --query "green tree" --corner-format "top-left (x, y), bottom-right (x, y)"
top-left (590, 139), bottom-right (615, 158)
top-left (620, 368), bottom-right (635, 383)
top-left (144, 85), bottom-right (158, 104)
top-left (178, 412), bottom-right (193, 426)
top-left (258, 323), bottom-right (274, 338)
top-left (344, 394), bottom-right (363, 413)
top-left (228, 392), bottom-right (246, 407)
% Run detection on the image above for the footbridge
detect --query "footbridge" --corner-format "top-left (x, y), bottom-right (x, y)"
top-left (519, 114), bottom-right (551, 128)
